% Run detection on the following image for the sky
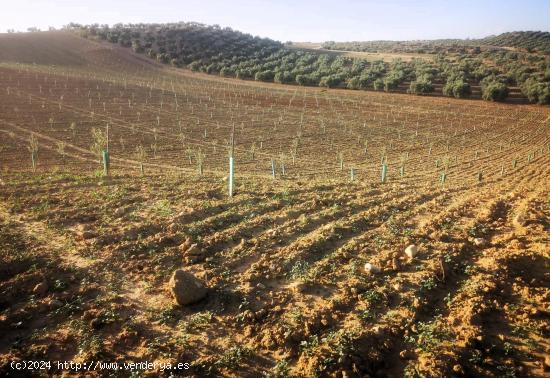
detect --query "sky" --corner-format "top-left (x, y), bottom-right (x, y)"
top-left (1, 0), bottom-right (549, 42)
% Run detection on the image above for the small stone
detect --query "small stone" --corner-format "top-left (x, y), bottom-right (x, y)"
top-left (90, 318), bottom-right (103, 329)
top-left (255, 309), bottom-right (267, 320)
top-left (364, 263), bottom-right (381, 274)
top-left (75, 224), bottom-right (96, 239)
top-left (33, 281), bottom-right (48, 296)
top-left (183, 255), bottom-right (203, 264)
top-left (48, 299), bottom-right (63, 309)
top-left (392, 257), bottom-right (401, 271)
top-left (167, 222), bottom-right (179, 233)
top-left (404, 244), bottom-right (417, 259)
top-left (168, 269), bottom-right (207, 306)
top-left (241, 309), bottom-right (254, 321)
top-left (453, 364), bottom-right (463, 374)
top-left (178, 238), bottom-right (193, 253)
top-left (187, 243), bottom-right (199, 254)
top-left (243, 325), bottom-right (254, 337)
top-left (290, 282), bottom-right (307, 293)
top-left (473, 237), bottom-right (487, 247)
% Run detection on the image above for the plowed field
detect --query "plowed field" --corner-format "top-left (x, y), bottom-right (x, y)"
top-left (0, 32), bottom-right (549, 377)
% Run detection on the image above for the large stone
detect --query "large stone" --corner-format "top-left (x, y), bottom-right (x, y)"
top-left (168, 269), bottom-right (207, 305)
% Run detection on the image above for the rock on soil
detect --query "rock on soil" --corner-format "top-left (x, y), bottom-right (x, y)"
top-left (33, 280), bottom-right (48, 296)
top-left (364, 263), bottom-right (381, 274)
top-left (473, 237), bottom-right (487, 247)
top-left (168, 269), bottom-right (207, 305)
top-left (181, 241), bottom-right (204, 264)
top-left (179, 237), bottom-right (193, 252)
top-left (48, 299), bottom-right (63, 309)
top-left (75, 224), bottom-right (96, 239)
top-left (404, 244), bottom-right (418, 259)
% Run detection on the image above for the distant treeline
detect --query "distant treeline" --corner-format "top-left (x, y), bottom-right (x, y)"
top-left (322, 31), bottom-right (550, 54)
top-left (67, 23), bottom-right (550, 104)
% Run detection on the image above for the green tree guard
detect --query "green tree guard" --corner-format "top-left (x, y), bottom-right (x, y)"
top-left (229, 156), bottom-right (234, 198)
top-left (381, 164), bottom-right (388, 183)
top-left (102, 149), bottom-right (110, 176)
top-left (31, 151), bottom-right (37, 172)
top-left (271, 159), bottom-right (276, 179)
top-left (440, 172), bottom-right (447, 184)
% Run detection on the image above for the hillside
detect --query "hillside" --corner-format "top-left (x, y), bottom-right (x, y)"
top-left (73, 22), bottom-right (283, 66)
top-left (482, 31), bottom-right (550, 52)
top-left (322, 31), bottom-right (550, 54)
top-left (65, 24), bottom-right (550, 105)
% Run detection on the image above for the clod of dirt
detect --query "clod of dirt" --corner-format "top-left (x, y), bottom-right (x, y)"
top-left (113, 207), bottom-right (126, 217)
top-left (32, 280), bottom-right (48, 296)
top-left (179, 237), bottom-right (193, 252)
top-left (473, 237), bottom-right (487, 247)
top-left (404, 244), bottom-right (418, 259)
top-left (167, 222), bottom-right (179, 233)
top-left (289, 281), bottom-right (307, 293)
top-left (453, 364), bottom-right (464, 374)
top-left (364, 263), bottom-right (381, 274)
top-left (392, 257), bottom-right (401, 271)
top-left (514, 212), bottom-right (527, 226)
top-left (168, 269), bottom-right (207, 305)
top-left (75, 223), bottom-right (96, 239)
top-left (186, 243), bottom-right (200, 255)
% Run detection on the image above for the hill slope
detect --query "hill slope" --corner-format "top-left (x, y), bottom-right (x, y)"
top-left (482, 31), bottom-right (550, 52)
top-left (322, 31), bottom-right (550, 54)
top-left (2, 26), bottom-right (549, 105)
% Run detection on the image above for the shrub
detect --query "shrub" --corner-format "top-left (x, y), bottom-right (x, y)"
top-left (131, 40), bottom-right (144, 53)
top-left (274, 71), bottom-right (294, 84)
top-left (188, 61), bottom-right (202, 71)
top-left (481, 77), bottom-right (508, 101)
top-left (220, 67), bottom-right (235, 77)
top-left (296, 73), bottom-right (320, 86)
top-left (319, 75), bottom-right (342, 88)
top-left (347, 76), bottom-right (360, 89)
top-left (255, 70), bottom-right (275, 82)
top-left (408, 80), bottom-right (434, 95)
top-left (383, 69), bottom-right (406, 92)
top-left (443, 79), bottom-right (471, 98)
top-left (521, 77), bottom-right (550, 104)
